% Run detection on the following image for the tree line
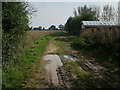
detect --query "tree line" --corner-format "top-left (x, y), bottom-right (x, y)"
top-left (65, 4), bottom-right (118, 36)
top-left (32, 24), bottom-right (65, 30)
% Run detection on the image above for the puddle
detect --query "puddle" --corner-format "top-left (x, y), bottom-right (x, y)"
top-left (63, 55), bottom-right (76, 61)
top-left (66, 43), bottom-right (70, 46)
top-left (43, 54), bottom-right (63, 87)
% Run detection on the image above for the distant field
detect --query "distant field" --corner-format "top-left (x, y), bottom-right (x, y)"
top-left (27, 30), bottom-right (64, 41)
top-left (26, 30), bottom-right (64, 48)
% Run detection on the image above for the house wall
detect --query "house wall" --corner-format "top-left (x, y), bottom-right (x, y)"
top-left (80, 26), bottom-right (119, 37)
top-left (81, 27), bottom-right (97, 36)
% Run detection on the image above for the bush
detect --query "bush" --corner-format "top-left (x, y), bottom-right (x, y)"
top-left (79, 27), bottom-right (120, 71)
top-left (2, 2), bottom-right (30, 67)
top-left (81, 27), bottom-right (120, 50)
top-left (73, 37), bottom-right (90, 49)
top-left (2, 35), bottom-right (53, 88)
top-left (2, 2), bottom-right (34, 87)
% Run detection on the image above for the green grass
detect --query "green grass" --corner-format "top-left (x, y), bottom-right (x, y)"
top-left (55, 34), bottom-right (120, 88)
top-left (63, 60), bottom-right (97, 88)
top-left (63, 60), bottom-right (112, 88)
top-left (2, 35), bottom-right (53, 88)
top-left (72, 37), bottom-right (120, 72)
top-left (81, 48), bottom-right (120, 71)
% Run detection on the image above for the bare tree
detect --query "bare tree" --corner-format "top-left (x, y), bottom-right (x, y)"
top-left (78, 6), bottom-right (81, 16)
top-left (73, 8), bottom-right (77, 17)
top-left (101, 4), bottom-right (116, 21)
top-left (92, 5), bottom-right (100, 20)
top-left (118, 1), bottom-right (120, 24)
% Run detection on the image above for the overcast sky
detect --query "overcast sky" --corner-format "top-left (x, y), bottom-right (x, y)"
top-left (28, 0), bottom-right (120, 29)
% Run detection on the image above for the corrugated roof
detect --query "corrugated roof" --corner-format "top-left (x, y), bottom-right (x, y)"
top-left (82, 21), bottom-right (118, 27)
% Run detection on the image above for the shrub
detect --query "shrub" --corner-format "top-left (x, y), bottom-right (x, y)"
top-left (2, 2), bottom-right (35, 87)
top-left (2, 2), bottom-right (31, 67)
top-left (81, 27), bottom-right (120, 50)
top-left (73, 37), bottom-right (90, 49)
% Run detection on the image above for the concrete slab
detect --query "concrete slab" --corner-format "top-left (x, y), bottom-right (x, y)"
top-left (43, 54), bottom-right (63, 87)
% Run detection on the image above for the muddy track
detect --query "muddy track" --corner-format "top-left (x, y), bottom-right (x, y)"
top-left (77, 57), bottom-right (120, 88)
top-left (57, 67), bottom-right (72, 88)
top-left (43, 36), bottom-right (120, 88)
top-left (43, 38), bottom-right (72, 88)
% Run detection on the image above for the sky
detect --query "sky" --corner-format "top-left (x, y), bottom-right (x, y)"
top-left (28, 0), bottom-right (120, 29)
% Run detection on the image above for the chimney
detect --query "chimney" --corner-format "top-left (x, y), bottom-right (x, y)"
top-left (118, 1), bottom-right (120, 25)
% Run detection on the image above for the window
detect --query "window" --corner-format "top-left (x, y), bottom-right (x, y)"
top-left (92, 29), bottom-right (94, 33)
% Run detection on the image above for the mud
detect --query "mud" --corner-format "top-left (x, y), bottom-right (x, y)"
top-left (62, 51), bottom-right (120, 88)
top-left (42, 36), bottom-right (120, 88)
top-left (57, 67), bottom-right (72, 88)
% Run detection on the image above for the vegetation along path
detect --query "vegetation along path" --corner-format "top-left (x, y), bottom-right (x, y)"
top-left (25, 32), bottom-right (120, 88)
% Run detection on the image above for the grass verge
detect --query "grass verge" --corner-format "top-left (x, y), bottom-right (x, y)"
top-left (2, 34), bottom-right (54, 88)
top-left (54, 34), bottom-right (120, 88)
top-left (72, 37), bottom-right (120, 72)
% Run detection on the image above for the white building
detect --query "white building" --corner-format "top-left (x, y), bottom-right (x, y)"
top-left (81, 1), bottom-right (120, 35)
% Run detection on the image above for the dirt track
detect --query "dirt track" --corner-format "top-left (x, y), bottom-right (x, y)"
top-left (33, 36), bottom-right (120, 88)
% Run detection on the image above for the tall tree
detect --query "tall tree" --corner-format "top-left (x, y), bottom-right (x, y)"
top-left (49, 25), bottom-right (56, 30)
top-left (38, 26), bottom-right (42, 30)
top-left (65, 5), bottom-right (98, 36)
top-left (78, 6), bottom-right (81, 16)
top-left (102, 4), bottom-right (116, 21)
top-left (58, 24), bottom-right (64, 30)
top-left (92, 5), bottom-right (100, 20)
top-left (73, 8), bottom-right (77, 17)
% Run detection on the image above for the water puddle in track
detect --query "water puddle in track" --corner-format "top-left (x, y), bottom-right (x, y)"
top-left (43, 53), bottom-right (114, 88)
top-left (43, 54), bottom-right (63, 87)
top-left (63, 55), bottom-right (77, 61)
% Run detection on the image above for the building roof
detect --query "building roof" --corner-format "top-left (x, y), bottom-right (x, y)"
top-left (82, 21), bottom-right (118, 27)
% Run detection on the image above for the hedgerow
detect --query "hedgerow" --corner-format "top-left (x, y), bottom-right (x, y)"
top-left (2, 2), bottom-right (30, 67)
